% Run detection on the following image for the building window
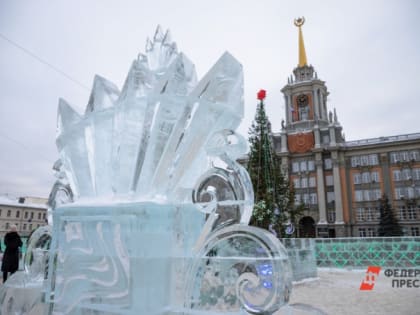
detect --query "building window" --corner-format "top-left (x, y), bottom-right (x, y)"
top-left (363, 190), bottom-right (371, 201)
top-left (366, 208), bottom-right (378, 221)
top-left (301, 177), bottom-right (308, 188)
top-left (24, 212), bottom-right (28, 219)
top-left (402, 168), bottom-right (412, 180)
top-left (293, 178), bottom-right (300, 188)
top-left (362, 172), bottom-right (371, 183)
top-left (395, 188), bottom-right (405, 200)
top-left (38, 213), bottom-right (41, 220)
top-left (16, 210), bottom-right (20, 218)
top-left (0, 209), bottom-right (2, 216)
top-left (324, 158), bottom-right (332, 170)
top-left (409, 150), bottom-right (419, 161)
top-left (360, 155), bottom-right (369, 166)
top-left (326, 175), bottom-right (333, 186)
top-left (401, 151), bottom-right (409, 161)
top-left (413, 168), bottom-right (420, 180)
top-left (309, 177), bottom-right (316, 187)
top-left (7, 210), bottom-right (11, 217)
top-left (353, 173), bottom-right (362, 184)
top-left (407, 187), bottom-right (415, 199)
top-left (371, 172), bottom-right (380, 183)
top-left (411, 227), bottom-right (420, 236)
top-left (308, 160), bottom-right (315, 171)
top-left (393, 170), bottom-right (402, 181)
top-left (390, 152), bottom-right (399, 163)
top-left (359, 228), bottom-right (367, 237)
top-left (323, 135), bottom-right (330, 144)
top-left (356, 208), bottom-right (364, 221)
top-left (368, 154), bottom-right (378, 165)
top-left (292, 160), bottom-right (315, 173)
top-left (373, 189), bottom-right (382, 200)
top-left (23, 224), bottom-right (27, 230)
top-left (367, 228), bottom-right (376, 237)
top-left (400, 206), bottom-right (417, 220)
top-left (327, 192), bottom-right (335, 203)
top-left (30, 212), bottom-right (34, 219)
top-left (351, 156), bottom-right (360, 167)
top-left (310, 193), bottom-right (318, 205)
top-left (295, 194), bottom-right (301, 204)
top-left (355, 190), bottom-right (363, 202)
top-left (352, 154), bottom-right (379, 166)
top-left (327, 210), bottom-right (336, 223)
top-left (43, 213), bottom-right (46, 220)
top-left (6, 222), bottom-right (9, 229)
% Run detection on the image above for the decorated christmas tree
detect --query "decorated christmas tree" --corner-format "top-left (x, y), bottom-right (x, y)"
top-left (247, 90), bottom-right (297, 236)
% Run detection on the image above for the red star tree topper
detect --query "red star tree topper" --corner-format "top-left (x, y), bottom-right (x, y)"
top-left (257, 89), bottom-right (266, 101)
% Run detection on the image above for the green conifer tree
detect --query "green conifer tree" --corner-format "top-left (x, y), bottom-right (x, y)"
top-left (247, 90), bottom-right (298, 236)
top-left (378, 194), bottom-right (403, 236)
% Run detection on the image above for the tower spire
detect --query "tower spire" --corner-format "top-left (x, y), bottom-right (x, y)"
top-left (294, 17), bottom-right (307, 67)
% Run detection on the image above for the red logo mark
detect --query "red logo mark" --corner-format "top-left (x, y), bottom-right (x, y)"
top-left (360, 266), bottom-right (381, 291)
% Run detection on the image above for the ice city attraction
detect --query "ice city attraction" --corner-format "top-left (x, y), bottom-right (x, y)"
top-left (0, 26), bottom-right (301, 315)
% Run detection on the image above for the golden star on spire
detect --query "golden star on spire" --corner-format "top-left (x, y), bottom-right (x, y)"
top-left (294, 17), bottom-right (308, 67)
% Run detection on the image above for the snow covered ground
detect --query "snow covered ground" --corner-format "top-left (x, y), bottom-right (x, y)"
top-left (278, 268), bottom-right (418, 315)
top-left (1, 267), bottom-right (418, 314)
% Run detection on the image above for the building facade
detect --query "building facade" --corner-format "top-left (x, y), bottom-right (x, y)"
top-left (0, 196), bottom-right (48, 238)
top-left (271, 18), bottom-right (420, 237)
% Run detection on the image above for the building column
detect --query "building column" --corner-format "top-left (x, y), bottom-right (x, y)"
top-left (281, 131), bottom-right (288, 153)
top-left (316, 153), bottom-right (327, 224)
top-left (287, 93), bottom-right (293, 124)
top-left (329, 126), bottom-right (336, 146)
top-left (314, 125), bottom-right (321, 149)
top-left (332, 151), bottom-right (344, 224)
top-left (313, 88), bottom-right (320, 119)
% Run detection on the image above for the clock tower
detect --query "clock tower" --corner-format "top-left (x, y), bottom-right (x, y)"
top-left (275, 17), bottom-right (346, 237)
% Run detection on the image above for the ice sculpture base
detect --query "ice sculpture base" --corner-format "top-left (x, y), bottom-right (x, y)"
top-left (43, 202), bottom-right (294, 315)
top-left (46, 202), bottom-right (206, 314)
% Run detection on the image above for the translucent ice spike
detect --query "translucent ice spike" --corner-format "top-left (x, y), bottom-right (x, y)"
top-left (135, 53), bottom-right (197, 195)
top-left (56, 99), bottom-right (93, 198)
top-left (152, 52), bottom-right (244, 199)
top-left (111, 55), bottom-right (154, 195)
top-left (84, 75), bottom-right (120, 196)
top-left (146, 26), bottom-right (178, 72)
top-left (85, 75), bottom-right (120, 114)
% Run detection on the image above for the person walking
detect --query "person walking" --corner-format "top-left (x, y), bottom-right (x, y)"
top-left (1, 225), bottom-right (23, 283)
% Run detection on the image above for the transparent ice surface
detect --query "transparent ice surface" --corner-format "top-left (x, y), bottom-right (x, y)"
top-left (10, 26), bottom-right (309, 315)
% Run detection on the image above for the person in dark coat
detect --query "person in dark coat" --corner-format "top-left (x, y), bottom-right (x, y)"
top-left (1, 225), bottom-right (23, 283)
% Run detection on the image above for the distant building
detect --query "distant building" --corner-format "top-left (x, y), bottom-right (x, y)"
top-left (268, 18), bottom-right (420, 237)
top-left (0, 196), bottom-right (48, 238)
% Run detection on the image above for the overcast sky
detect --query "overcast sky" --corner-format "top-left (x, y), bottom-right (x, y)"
top-left (1, 0), bottom-right (419, 198)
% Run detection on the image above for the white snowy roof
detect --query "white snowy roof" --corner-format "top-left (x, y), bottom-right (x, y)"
top-left (345, 132), bottom-right (420, 147)
top-left (0, 196), bottom-right (47, 210)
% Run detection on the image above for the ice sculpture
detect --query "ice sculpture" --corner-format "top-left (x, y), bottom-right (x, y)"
top-left (1, 26), bottom-right (293, 315)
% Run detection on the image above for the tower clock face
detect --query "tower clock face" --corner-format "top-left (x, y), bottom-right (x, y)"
top-left (297, 94), bottom-right (308, 106)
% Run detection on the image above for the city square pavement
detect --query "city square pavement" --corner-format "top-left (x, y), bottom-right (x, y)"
top-left (278, 268), bottom-right (418, 315)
